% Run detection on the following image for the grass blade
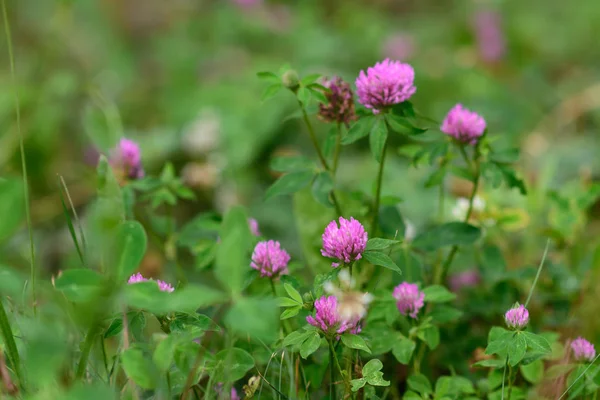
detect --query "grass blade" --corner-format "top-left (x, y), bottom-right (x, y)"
top-left (2, 0), bottom-right (36, 313)
top-left (0, 299), bottom-right (23, 387)
top-left (57, 175), bottom-right (86, 267)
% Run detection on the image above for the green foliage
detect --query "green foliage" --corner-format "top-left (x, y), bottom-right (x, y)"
top-left (3, 4), bottom-right (599, 397)
top-left (412, 222), bottom-right (481, 251)
top-left (350, 359), bottom-right (390, 392)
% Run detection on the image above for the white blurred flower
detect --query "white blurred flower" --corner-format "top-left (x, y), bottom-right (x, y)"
top-left (452, 196), bottom-right (485, 221)
top-left (404, 219), bottom-right (416, 241)
top-left (325, 269), bottom-right (373, 322)
top-left (181, 109), bottom-right (220, 156)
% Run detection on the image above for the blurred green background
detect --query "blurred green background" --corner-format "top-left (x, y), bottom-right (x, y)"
top-left (2, 0), bottom-right (600, 345)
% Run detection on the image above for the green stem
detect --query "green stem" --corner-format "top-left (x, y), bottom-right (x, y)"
top-left (435, 147), bottom-right (480, 285)
top-left (328, 340), bottom-right (340, 399)
top-left (76, 324), bottom-right (99, 380)
top-left (300, 101), bottom-right (330, 171)
top-left (0, 299), bottom-right (23, 387)
top-left (371, 140), bottom-right (388, 235)
top-left (501, 359), bottom-right (507, 400)
top-left (333, 123), bottom-right (342, 175)
top-left (524, 239), bottom-right (550, 308)
top-left (506, 364), bottom-right (514, 400)
top-left (100, 336), bottom-right (109, 378)
top-left (2, 0), bottom-right (36, 315)
top-left (299, 102), bottom-right (344, 217)
top-left (413, 342), bottom-right (425, 374)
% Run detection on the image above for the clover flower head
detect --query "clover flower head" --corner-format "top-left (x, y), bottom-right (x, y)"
top-left (306, 295), bottom-right (361, 337)
top-left (111, 138), bottom-right (144, 179)
top-left (440, 104), bottom-right (486, 145)
top-left (504, 304), bottom-right (529, 330)
top-left (571, 337), bottom-right (596, 362)
top-left (321, 217), bottom-right (368, 268)
top-left (355, 58), bottom-right (416, 113)
top-left (393, 282), bottom-right (425, 319)
top-left (318, 76), bottom-right (356, 124)
top-left (250, 240), bottom-right (291, 278)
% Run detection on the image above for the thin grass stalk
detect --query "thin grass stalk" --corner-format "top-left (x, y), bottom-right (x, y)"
top-left (2, 0), bottom-right (36, 314)
top-left (0, 300), bottom-right (23, 388)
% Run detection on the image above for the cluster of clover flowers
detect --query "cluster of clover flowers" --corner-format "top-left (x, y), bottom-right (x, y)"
top-left (121, 56), bottom-right (596, 365)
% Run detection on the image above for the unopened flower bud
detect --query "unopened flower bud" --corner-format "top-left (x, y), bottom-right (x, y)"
top-left (282, 70), bottom-right (300, 91)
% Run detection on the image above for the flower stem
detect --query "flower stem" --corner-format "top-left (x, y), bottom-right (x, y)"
top-left (300, 101), bottom-right (329, 171)
top-left (329, 339), bottom-right (349, 398)
top-left (299, 102), bottom-right (344, 217)
top-left (0, 300), bottom-right (23, 388)
top-left (328, 340), bottom-right (337, 400)
top-left (507, 364), bottom-right (514, 400)
top-left (434, 146), bottom-right (480, 284)
top-left (333, 123), bottom-right (343, 175)
top-left (370, 140), bottom-right (388, 235)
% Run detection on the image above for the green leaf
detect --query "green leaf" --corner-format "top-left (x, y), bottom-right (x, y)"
top-left (341, 334), bottom-right (371, 354)
top-left (54, 269), bottom-right (104, 302)
top-left (124, 282), bottom-right (225, 314)
top-left (257, 71), bottom-right (279, 81)
top-left (280, 306), bottom-right (302, 320)
top-left (342, 116), bottom-right (375, 144)
top-left (308, 86), bottom-right (328, 103)
top-left (300, 332), bottom-right (321, 359)
top-left (361, 359), bottom-right (390, 387)
top-left (301, 73), bottom-right (321, 85)
top-left (386, 113), bottom-right (427, 135)
top-left (270, 156), bottom-right (315, 173)
top-left (407, 373), bottom-right (432, 395)
top-left (169, 313), bottom-right (220, 334)
top-left (284, 283), bottom-right (303, 304)
top-left (435, 376), bottom-right (476, 397)
top-left (520, 359), bottom-right (544, 384)
top-left (265, 171), bottom-right (315, 200)
top-left (490, 148), bottom-right (520, 164)
top-left (378, 206), bottom-right (406, 239)
top-left (363, 359), bottom-right (384, 375)
top-left (424, 166), bottom-right (447, 188)
top-left (363, 251), bottom-right (401, 274)
top-left (278, 297), bottom-right (301, 307)
top-left (419, 326), bottom-right (440, 350)
top-left (311, 171), bottom-right (334, 207)
top-left (402, 390), bottom-right (422, 399)
top-left (412, 222), bottom-right (481, 251)
top-left (422, 285), bottom-right (456, 303)
top-left (121, 347), bottom-right (158, 389)
top-left (350, 378), bottom-right (367, 392)
top-left (496, 163), bottom-right (527, 195)
top-left (112, 221), bottom-right (147, 280)
top-left (225, 297), bottom-right (278, 342)
top-left (297, 87), bottom-right (311, 104)
top-left (261, 83), bottom-right (283, 101)
top-left (153, 334), bottom-right (178, 372)
top-left (369, 117), bottom-right (388, 162)
top-left (472, 359), bottom-right (506, 368)
top-left (215, 206), bottom-right (252, 295)
top-left (210, 348), bottom-right (255, 383)
top-left (283, 329), bottom-right (314, 347)
top-left (429, 306), bottom-right (463, 323)
top-left (508, 333), bottom-right (527, 366)
top-left (522, 331), bottom-right (552, 354)
top-left (64, 383), bottom-right (118, 400)
top-left (392, 337), bottom-right (416, 364)
top-left (486, 330), bottom-right (514, 356)
top-left (365, 238), bottom-right (400, 251)
top-left (0, 177), bottom-right (25, 244)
